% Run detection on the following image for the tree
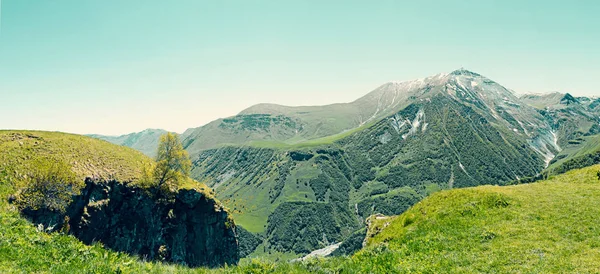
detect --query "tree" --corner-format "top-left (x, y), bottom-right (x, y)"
top-left (15, 160), bottom-right (81, 213)
top-left (152, 132), bottom-right (191, 191)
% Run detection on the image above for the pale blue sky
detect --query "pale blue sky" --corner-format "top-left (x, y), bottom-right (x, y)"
top-left (0, 0), bottom-right (598, 135)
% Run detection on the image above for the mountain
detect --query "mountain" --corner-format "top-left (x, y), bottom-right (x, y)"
top-left (181, 70), bottom-right (558, 157)
top-left (85, 69), bottom-right (598, 258)
top-left (520, 92), bottom-right (600, 147)
top-left (181, 73), bottom-right (449, 155)
top-left (0, 130), bottom-right (238, 268)
top-left (190, 69), bottom-right (571, 257)
top-left (520, 93), bottom-right (600, 174)
top-left (88, 128), bottom-right (168, 158)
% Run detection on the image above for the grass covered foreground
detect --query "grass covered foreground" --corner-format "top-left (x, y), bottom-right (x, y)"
top-left (1, 137), bottom-right (600, 273)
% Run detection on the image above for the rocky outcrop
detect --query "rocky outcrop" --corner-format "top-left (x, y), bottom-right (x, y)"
top-left (22, 179), bottom-right (239, 268)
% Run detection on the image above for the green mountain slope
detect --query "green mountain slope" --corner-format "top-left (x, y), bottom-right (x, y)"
top-left (88, 128), bottom-right (168, 157)
top-left (521, 93), bottom-right (600, 147)
top-left (192, 69), bottom-right (560, 257)
top-left (520, 93), bottom-right (600, 175)
top-left (546, 133), bottom-right (600, 175)
top-left (84, 71), bottom-right (599, 259)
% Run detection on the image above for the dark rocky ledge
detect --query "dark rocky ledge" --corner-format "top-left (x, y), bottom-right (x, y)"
top-left (22, 178), bottom-right (239, 268)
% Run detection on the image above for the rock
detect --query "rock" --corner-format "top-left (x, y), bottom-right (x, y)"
top-left (22, 178), bottom-right (239, 268)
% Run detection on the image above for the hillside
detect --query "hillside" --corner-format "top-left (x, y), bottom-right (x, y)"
top-left (0, 130), bottom-right (238, 269)
top-left (4, 164), bottom-right (599, 273)
top-left (349, 164), bottom-right (600, 272)
top-left (192, 69), bottom-right (561, 257)
top-left (540, 134), bottom-right (600, 179)
top-left (88, 128), bottom-right (168, 158)
top-left (180, 73), bottom-right (447, 155)
top-left (0, 130), bottom-right (152, 183)
top-left (520, 93), bottom-right (600, 175)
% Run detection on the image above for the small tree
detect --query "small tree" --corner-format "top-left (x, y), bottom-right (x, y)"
top-left (597, 170), bottom-right (600, 181)
top-left (15, 160), bottom-right (81, 213)
top-left (152, 133), bottom-right (191, 191)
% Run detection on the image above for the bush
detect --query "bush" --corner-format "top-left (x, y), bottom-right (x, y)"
top-left (14, 160), bottom-right (82, 213)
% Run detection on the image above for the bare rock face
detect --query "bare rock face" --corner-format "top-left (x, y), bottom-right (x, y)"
top-left (23, 179), bottom-right (239, 268)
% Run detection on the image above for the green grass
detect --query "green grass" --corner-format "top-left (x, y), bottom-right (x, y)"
top-left (2, 162), bottom-right (600, 273)
top-left (0, 130), bottom-right (151, 183)
top-left (358, 164), bottom-right (600, 273)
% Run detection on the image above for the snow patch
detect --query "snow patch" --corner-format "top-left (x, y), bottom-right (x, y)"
top-left (402, 108), bottom-right (425, 139)
top-left (409, 109), bottom-right (425, 135)
top-left (551, 130), bottom-right (560, 151)
top-left (516, 120), bottom-right (530, 136)
top-left (293, 242), bottom-right (342, 261)
top-left (389, 114), bottom-right (408, 133)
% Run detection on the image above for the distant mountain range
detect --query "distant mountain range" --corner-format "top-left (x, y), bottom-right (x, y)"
top-left (89, 69), bottom-right (600, 258)
top-left (87, 129), bottom-right (168, 158)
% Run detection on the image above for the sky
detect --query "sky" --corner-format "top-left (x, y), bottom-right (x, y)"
top-left (0, 0), bottom-right (599, 135)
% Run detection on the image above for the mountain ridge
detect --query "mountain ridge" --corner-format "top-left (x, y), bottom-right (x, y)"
top-left (88, 128), bottom-right (169, 157)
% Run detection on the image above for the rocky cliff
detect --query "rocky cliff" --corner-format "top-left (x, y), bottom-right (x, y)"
top-left (22, 179), bottom-right (239, 268)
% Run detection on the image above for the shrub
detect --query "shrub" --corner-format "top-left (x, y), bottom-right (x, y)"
top-left (14, 160), bottom-right (82, 213)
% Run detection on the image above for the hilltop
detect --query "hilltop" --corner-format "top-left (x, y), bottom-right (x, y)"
top-left (1, 130), bottom-right (151, 183)
top-left (0, 130), bottom-right (238, 269)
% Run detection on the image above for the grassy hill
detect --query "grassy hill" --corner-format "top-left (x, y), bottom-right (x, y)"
top-left (0, 130), bottom-right (151, 184)
top-left (0, 130), bottom-right (229, 272)
top-left (356, 164), bottom-right (600, 273)
top-left (0, 130), bottom-right (153, 272)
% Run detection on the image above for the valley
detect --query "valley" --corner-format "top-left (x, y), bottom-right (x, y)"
top-left (89, 69), bottom-right (600, 259)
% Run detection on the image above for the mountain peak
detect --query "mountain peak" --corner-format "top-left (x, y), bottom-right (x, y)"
top-left (560, 93), bottom-right (579, 105)
top-left (450, 68), bottom-right (482, 77)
